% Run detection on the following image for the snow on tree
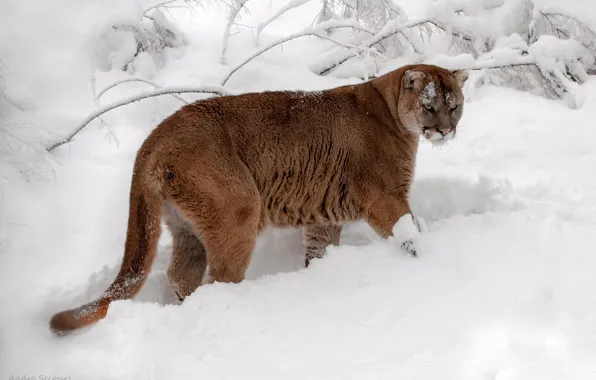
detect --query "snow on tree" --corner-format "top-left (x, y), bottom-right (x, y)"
top-left (94, 1), bottom-right (190, 78)
top-left (2, 0), bottom-right (595, 163)
top-left (221, 0), bottom-right (250, 64)
top-left (305, 0), bottom-right (595, 107)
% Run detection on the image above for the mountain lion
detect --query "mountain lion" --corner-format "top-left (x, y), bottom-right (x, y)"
top-left (49, 64), bottom-right (468, 335)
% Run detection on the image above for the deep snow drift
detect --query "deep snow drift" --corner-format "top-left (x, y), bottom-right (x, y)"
top-left (2, 1), bottom-right (596, 379)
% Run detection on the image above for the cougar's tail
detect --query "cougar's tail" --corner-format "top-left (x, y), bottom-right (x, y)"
top-left (49, 153), bottom-right (163, 335)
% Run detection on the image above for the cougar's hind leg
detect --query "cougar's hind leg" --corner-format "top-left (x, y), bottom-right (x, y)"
top-left (164, 204), bottom-right (208, 301)
top-left (164, 159), bottom-right (261, 286)
top-left (304, 224), bottom-right (342, 267)
top-left (201, 182), bottom-right (260, 284)
top-left (202, 215), bottom-right (259, 284)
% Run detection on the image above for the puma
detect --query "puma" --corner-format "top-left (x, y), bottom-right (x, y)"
top-left (49, 64), bottom-right (468, 335)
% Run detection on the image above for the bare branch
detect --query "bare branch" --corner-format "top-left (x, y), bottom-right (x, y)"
top-left (96, 78), bottom-right (189, 104)
top-left (46, 86), bottom-right (231, 152)
top-left (221, 20), bottom-right (379, 86)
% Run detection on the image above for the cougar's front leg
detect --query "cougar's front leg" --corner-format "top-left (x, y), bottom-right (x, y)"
top-left (363, 193), bottom-right (421, 256)
top-left (304, 224), bottom-right (342, 267)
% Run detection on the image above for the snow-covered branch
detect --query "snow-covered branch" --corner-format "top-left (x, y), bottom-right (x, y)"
top-left (531, 11), bottom-right (596, 50)
top-left (0, 91), bottom-right (26, 112)
top-left (96, 78), bottom-right (189, 104)
top-left (221, 0), bottom-right (250, 64)
top-left (311, 18), bottom-right (475, 76)
top-left (143, 0), bottom-right (180, 17)
top-left (46, 86), bottom-right (231, 152)
top-left (93, 2), bottom-right (189, 75)
top-left (311, 17), bottom-right (433, 75)
top-left (255, 0), bottom-right (313, 45)
top-left (221, 20), bottom-right (379, 86)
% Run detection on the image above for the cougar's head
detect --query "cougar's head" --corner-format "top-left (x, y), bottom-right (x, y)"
top-left (397, 66), bottom-right (468, 146)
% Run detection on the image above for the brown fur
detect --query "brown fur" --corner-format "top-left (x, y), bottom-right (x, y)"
top-left (49, 64), bottom-right (468, 335)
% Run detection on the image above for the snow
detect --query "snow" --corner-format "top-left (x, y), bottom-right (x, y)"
top-left (2, 0), bottom-right (596, 379)
top-left (537, 0), bottom-right (596, 30)
top-left (419, 81), bottom-right (437, 106)
top-left (255, 0), bottom-right (313, 44)
top-left (428, 0), bottom-right (535, 40)
top-left (529, 35), bottom-right (594, 71)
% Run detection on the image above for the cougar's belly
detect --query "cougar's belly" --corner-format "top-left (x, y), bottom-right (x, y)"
top-left (259, 170), bottom-right (360, 228)
top-left (240, 134), bottom-right (360, 228)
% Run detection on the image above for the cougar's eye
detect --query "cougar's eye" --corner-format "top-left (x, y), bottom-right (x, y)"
top-left (450, 104), bottom-right (459, 111)
top-left (423, 104), bottom-right (435, 113)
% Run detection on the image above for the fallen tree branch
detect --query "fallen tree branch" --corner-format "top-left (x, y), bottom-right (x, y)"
top-left (96, 78), bottom-right (189, 104)
top-left (47, 86), bottom-right (231, 152)
top-left (221, 20), bottom-right (379, 86)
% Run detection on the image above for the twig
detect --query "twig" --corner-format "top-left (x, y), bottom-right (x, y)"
top-left (427, 20), bottom-right (475, 48)
top-left (255, 0), bottom-right (313, 45)
top-left (0, 130), bottom-right (49, 179)
top-left (380, 0), bottom-right (407, 20)
top-left (0, 127), bottom-right (61, 173)
top-left (313, 18), bottom-right (433, 75)
top-left (143, 0), bottom-right (180, 16)
top-left (312, 17), bottom-right (478, 76)
top-left (462, 56), bottom-right (536, 71)
top-left (99, 117), bottom-right (120, 147)
top-left (221, 0), bottom-right (250, 64)
top-left (96, 78), bottom-right (189, 104)
top-left (7, 222), bottom-right (33, 228)
top-left (538, 12), bottom-right (596, 51)
top-left (46, 86), bottom-right (231, 152)
top-left (221, 20), bottom-right (380, 86)
top-left (0, 90), bottom-right (26, 112)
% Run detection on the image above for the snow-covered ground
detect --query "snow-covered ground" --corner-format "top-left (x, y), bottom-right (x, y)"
top-left (2, 1), bottom-right (596, 379)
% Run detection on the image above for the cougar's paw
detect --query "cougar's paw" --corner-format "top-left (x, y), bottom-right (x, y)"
top-left (174, 290), bottom-right (185, 302)
top-left (392, 214), bottom-right (424, 257)
top-left (400, 238), bottom-right (419, 257)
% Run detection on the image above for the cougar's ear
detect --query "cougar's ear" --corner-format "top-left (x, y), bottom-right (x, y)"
top-left (403, 70), bottom-right (425, 91)
top-left (452, 70), bottom-right (469, 88)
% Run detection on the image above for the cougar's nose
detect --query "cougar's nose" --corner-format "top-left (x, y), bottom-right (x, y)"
top-left (438, 127), bottom-right (451, 136)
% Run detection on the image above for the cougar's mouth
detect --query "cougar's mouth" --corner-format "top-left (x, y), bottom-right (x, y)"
top-left (422, 127), bottom-right (456, 146)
